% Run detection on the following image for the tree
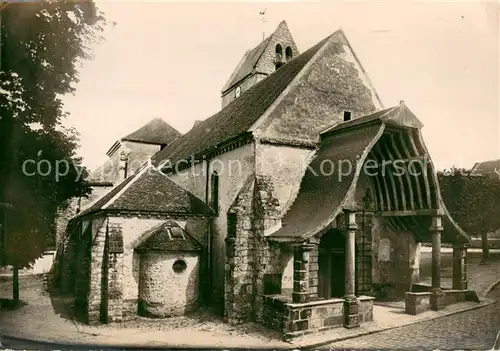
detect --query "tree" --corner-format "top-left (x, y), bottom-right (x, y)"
top-left (438, 168), bottom-right (500, 263)
top-left (0, 0), bottom-right (108, 300)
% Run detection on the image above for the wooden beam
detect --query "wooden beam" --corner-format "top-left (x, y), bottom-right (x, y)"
top-left (389, 133), bottom-right (412, 211)
top-left (379, 209), bottom-right (439, 217)
top-left (372, 144), bottom-right (392, 211)
top-left (381, 137), bottom-right (403, 211)
top-left (408, 131), bottom-right (432, 208)
top-left (400, 131), bottom-right (424, 209)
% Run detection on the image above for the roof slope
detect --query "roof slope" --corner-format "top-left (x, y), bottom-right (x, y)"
top-left (135, 220), bottom-right (202, 252)
top-left (270, 105), bottom-right (469, 244)
top-left (122, 118), bottom-right (181, 145)
top-left (76, 165), bottom-right (212, 218)
top-left (470, 159), bottom-right (500, 179)
top-left (271, 123), bottom-right (383, 240)
top-left (221, 35), bottom-right (273, 94)
top-left (152, 36), bottom-right (329, 167)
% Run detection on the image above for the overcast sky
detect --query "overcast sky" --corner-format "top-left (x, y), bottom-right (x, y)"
top-left (62, 0), bottom-right (499, 172)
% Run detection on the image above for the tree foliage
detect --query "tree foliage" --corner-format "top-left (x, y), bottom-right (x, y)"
top-left (438, 168), bottom-right (500, 237)
top-left (0, 0), bottom-right (108, 267)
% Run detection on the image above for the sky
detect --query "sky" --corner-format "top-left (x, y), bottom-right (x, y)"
top-left (62, 0), bottom-right (500, 172)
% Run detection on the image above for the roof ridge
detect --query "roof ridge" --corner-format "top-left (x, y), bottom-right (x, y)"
top-left (155, 166), bottom-right (209, 210)
top-left (101, 165), bottom-right (150, 210)
top-left (249, 33), bottom-right (334, 134)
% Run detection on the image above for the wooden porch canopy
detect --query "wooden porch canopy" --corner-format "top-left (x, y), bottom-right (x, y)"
top-left (269, 103), bottom-right (470, 244)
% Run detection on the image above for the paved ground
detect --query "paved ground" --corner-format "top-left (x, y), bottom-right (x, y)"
top-left (326, 283), bottom-right (500, 350)
top-left (1, 250), bottom-right (500, 350)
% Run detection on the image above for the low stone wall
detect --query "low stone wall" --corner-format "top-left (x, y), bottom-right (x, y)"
top-left (405, 286), bottom-right (480, 315)
top-left (405, 292), bottom-right (432, 315)
top-left (262, 294), bottom-right (374, 340)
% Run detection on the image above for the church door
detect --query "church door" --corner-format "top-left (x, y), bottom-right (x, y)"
top-left (318, 229), bottom-right (348, 299)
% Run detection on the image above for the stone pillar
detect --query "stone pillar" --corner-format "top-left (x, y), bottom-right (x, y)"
top-left (452, 244), bottom-right (468, 290)
top-left (292, 243), bottom-right (314, 303)
top-left (87, 224), bottom-right (107, 324)
top-left (344, 210), bottom-right (359, 328)
top-left (308, 238), bottom-right (320, 301)
top-left (430, 215), bottom-right (445, 311)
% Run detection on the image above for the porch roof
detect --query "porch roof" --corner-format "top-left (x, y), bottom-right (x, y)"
top-left (269, 104), bottom-right (470, 244)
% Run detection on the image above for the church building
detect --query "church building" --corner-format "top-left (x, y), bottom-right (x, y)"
top-left (52, 20), bottom-right (475, 339)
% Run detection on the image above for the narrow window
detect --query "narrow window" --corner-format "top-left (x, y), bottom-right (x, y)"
top-left (169, 226), bottom-right (185, 239)
top-left (275, 44), bottom-right (284, 70)
top-left (344, 111), bottom-right (352, 121)
top-left (285, 46), bottom-right (293, 61)
top-left (227, 213), bottom-right (237, 238)
top-left (211, 172), bottom-right (219, 215)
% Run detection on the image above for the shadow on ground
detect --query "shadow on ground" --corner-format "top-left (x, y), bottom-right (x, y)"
top-left (0, 298), bottom-right (27, 311)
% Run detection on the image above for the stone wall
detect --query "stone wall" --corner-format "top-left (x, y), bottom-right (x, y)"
top-left (405, 288), bottom-right (478, 315)
top-left (221, 73), bottom-right (267, 108)
top-left (371, 217), bottom-right (420, 300)
top-left (138, 252), bottom-right (200, 317)
top-left (58, 229), bottom-right (78, 294)
top-left (221, 20), bottom-right (298, 108)
top-left (253, 30), bottom-right (382, 146)
top-left (169, 143), bottom-right (255, 314)
top-left (262, 295), bottom-right (374, 340)
top-left (105, 215), bottom-right (207, 317)
top-left (87, 217), bottom-right (108, 324)
top-left (255, 143), bottom-right (315, 216)
top-left (122, 141), bottom-right (161, 175)
top-left (224, 177), bottom-right (255, 324)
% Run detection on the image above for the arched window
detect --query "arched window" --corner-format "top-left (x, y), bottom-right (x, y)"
top-left (285, 46), bottom-right (293, 61)
top-left (211, 171), bottom-right (219, 215)
top-left (275, 44), bottom-right (283, 58)
top-left (275, 44), bottom-right (284, 70)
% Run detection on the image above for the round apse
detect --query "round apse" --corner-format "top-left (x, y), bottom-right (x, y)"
top-left (172, 259), bottom-right (187, 274)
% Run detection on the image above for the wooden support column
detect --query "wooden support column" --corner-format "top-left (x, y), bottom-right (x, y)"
top-left (430, 215), bottom-right (445, 311)
top-left (343, 210), bottom-right (359, 328)
top-left (292, 243), bottom-right (314, 303)
top-left (452, 244), bottom-right (468, 290)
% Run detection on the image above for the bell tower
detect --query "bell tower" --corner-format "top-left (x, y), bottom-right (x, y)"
top-left (220, 20), bottom-right (299, 109)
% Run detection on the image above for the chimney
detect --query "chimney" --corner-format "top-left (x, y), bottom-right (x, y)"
top-left (118, 150), bottom-right (130, 180)
top-left (343, 111), bottom-right (352, 122)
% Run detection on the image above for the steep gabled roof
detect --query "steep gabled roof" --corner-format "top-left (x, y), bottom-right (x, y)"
top-left (470, 159), bottom-right (500, 179)
top-left (153, 28), bottom-right (383, 169)
top-left (122, 117), bottom-right (181, 145)
top-left (135, 220), bottom-right (202, 252)
top-left (269, 104), bottom-right (469, 244)
top-left (75, 165), bottom-right (213, 219)
top-left (221, 35), bottom-right (273, 94)
top-left (152, 36), bottom-right (330, 167)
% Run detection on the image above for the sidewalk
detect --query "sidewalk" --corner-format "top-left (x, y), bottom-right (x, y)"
top-left (1, 259), bottom-right (499, 349)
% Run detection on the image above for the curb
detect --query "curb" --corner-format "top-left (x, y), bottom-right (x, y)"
top-left (0, 333), bottom-right (289, 350)
top-left (482, 278), bottom-right (500, 298)
top-left (291, 300), bottom-right (495, 349)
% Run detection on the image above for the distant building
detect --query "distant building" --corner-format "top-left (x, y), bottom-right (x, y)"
top-left (470, 159), bottom-right (500, 180)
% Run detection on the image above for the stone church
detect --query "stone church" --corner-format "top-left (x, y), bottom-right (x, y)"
top-left (52, 20), bottom-right (475, 339)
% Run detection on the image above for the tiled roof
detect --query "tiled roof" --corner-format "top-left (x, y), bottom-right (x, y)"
top-left (321, 103), bottom-right (422, 136)
top-left (270, 105), bottom-right (469, 244)
top-left (152, 36), bottom-right (330, 167)
top-left (122, 118), bottom-right (181, 145)
top-left (270, 123), bottom-right (383, 240)
top-left (470, 159), bottom-right (500, 179)
top-left (221, 35), bottom-right (273, 93)
top-left (135, 220), bottom-right (202, 252)
top-left (75, 165), bottom-right (213, 218)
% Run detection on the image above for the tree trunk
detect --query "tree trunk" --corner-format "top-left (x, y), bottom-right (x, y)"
top-left (13, 264), bottom-right (19, 301)
top-left (481, 232), bottom-right (490, 264)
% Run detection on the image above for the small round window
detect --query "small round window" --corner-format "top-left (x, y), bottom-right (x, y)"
top-left (172, 259), bottom-right (187, 274)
